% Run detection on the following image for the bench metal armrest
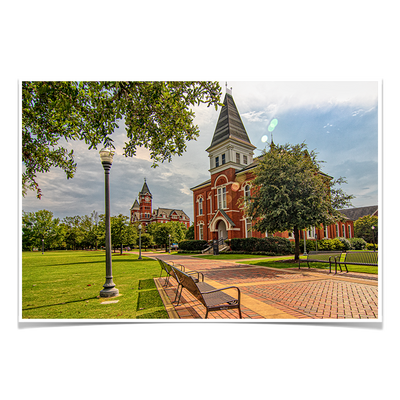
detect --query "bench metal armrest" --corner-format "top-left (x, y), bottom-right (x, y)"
top-left (174, 263), bottom-right (185, 271)
top-left (201, 286), bottom-right (241, 302)
top-left (186, 270), bottom-right (204, 281)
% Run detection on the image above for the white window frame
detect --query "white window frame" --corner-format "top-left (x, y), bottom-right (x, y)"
top-left (199, 224), bottom-right (204, 240)
top-left (348, 225), bottom-right (352, 238)
top-left (324, 225), bottom-right (329, 238)
top-left (243, 155), bottom-right (248, 165)
top-left (215, 156), bottom-right (219, 167)
top-left (336, 223), bottom-right (339, 237)
top-left (245, 218), bottom-right (252, 238)
top-left (307, 227), bottom-right (315, 239)
top-left (217, 186), bottom-right (226, 209)
top-left (244, 184), bottom-right (251, 203)
top-left (222, 153), bottom-right (226, 165)
top-left (342, 225), bottom-right (346, 238)
top-left (236, 152), bottom-right (240, 164)
top-left (198, 197), bottom-right (203, 215)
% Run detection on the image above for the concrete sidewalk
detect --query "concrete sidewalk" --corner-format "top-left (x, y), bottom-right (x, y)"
top-left (147, 253), bottom-right (378, 320)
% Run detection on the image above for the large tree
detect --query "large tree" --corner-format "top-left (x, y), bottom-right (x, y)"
top-left (246, 142), bottom-right (354, 260)
top-left (22, 81), bottom-right (222, 198)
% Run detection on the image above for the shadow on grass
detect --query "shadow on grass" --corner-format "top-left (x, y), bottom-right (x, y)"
top-left (22, 296), bottom-right (98, 311)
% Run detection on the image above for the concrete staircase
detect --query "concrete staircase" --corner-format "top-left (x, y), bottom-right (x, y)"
top-left (202, 238), bottom-right (229, 254)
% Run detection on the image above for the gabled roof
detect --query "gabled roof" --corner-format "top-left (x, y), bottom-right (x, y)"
top-left (207, 92), bottom-right (253, 150)
top-left (139, 179), bottom-right (152, 196)
top-left (130, 199), bottom-right (140, 210)
top-left (153, 207), bottom-right (189, 219)
top-left (338, 205), bottom-right (378, 221)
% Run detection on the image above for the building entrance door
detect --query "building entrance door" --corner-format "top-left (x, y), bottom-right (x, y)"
top-left (218, 220), bottom-right (227, 240)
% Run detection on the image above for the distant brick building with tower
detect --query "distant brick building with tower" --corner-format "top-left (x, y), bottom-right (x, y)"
top-left (130, 179), bottom-right (190, 228)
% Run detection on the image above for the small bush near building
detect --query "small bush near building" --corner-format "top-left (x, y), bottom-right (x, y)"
top-left (366, 243), bottom-right (378, 251)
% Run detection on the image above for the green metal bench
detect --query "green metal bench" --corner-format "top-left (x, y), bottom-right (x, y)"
top-left (300, 251), bottom-right (343, 274)
top-left (334, 251), bottom-right (378, 274)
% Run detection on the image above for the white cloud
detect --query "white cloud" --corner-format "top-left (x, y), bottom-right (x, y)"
top-left (241, 110), bottom-right (269, 122)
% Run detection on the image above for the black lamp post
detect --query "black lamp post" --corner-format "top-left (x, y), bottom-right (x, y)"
top-left (99, 148), bottom-right (119, 298)
top-left (138, 224), bottom-right (142, 260)
top-left (41, 238), bottom-right (44, 254)
top-left (168, 234), bottom-right (171, 253)
top-left (371, 226), bottom-right (376, 252)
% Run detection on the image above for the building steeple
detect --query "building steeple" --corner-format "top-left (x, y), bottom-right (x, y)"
top-left (206, 87), bottom-right (256, 173)
top-left (139, 178), bottom-right (152, 197)
top-left (207, 89), bottom-right (253, 151)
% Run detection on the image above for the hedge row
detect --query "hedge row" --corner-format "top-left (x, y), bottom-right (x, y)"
top-left (292, 237), bottom-right (372, 253)
top-left (228, 237), bottom-right (292, 255)
top-left (178, 240), bottom-right (208, 251)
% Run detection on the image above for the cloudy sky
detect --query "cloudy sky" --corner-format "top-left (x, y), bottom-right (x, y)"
top-left (21, 80), bottom-right (379, 223)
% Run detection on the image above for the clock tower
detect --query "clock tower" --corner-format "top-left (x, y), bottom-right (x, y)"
top-left (139, 178), bottom-right (152, 226)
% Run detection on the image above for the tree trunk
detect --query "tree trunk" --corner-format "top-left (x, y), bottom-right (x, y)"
top-left (294, 227), bottom-right (300, 261)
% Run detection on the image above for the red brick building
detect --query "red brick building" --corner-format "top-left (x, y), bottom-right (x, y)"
top-left (190, 89), bottom-right (365, 243)
top-left (130, 179), bottom-right (190, 228)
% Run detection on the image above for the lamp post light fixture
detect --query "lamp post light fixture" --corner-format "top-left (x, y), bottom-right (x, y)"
top-left (138, 224), bottom-right (142, 260)
top-left (99, 148), bottom-right (119, 298)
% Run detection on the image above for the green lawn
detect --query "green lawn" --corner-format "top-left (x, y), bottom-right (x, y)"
top-left (21, 250), bottom-right (169, 319)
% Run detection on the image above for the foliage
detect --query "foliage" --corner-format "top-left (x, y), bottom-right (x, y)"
top-left (185, 224), bottom-right (195, 240)
top-left (147, 221), bottom-right (187, 251)
top-left (22, 81), bottom-right (222, 198)
top-left (110, 214), bottom-right (137, 253)
top-left (291, 237), bottom-right (367, 253)
top-left (22, 210), bottom-right (62, 251)
top-left (22, 209), bottom-right (140, 251)
top-left (354, 215), bottom-right (378, 243)
top-left (137, 233), bottom-right (154, 250)
top-left (245, 142), bottom-right (354, 260)
top-left (366, 243), bottom-right (378, 251)
top-left (230, 237), bottom-right (291, 255)
top-left (178, 240), bottom-right (208, 251)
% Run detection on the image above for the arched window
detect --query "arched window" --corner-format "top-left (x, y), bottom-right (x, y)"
top-left (244, 184), bottom-right (250, 202)
top-left (217, 187), bottom-right (226, 209)
top-left (198, 198), bottom-right (203, 215)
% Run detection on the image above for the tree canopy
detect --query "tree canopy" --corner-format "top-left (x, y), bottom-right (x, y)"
top-left (22, 81), bottom-right (222, 198)
top-left (245, 142), bottom-right (354, 259)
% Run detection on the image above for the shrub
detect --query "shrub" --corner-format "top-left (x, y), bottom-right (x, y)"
top-left (337, 237), bottom-right (351, 250)
top-left (230, 237), bottom-right (291, 255)
top-left (366, 243), bottom-right (378, 251)
top-left (348, 237), bottom-right (367, 250)
top-left (178, 240), bottom-right (207, 251)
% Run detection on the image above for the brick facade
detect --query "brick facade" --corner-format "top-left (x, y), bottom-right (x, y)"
top-left (191, 89), bottom-right (362, 243)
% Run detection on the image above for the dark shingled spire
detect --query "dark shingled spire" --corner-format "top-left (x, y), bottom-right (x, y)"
top-left (208, 91), bottom-right (252, 150)
top-left (139, 178), bottom-right (152, 196)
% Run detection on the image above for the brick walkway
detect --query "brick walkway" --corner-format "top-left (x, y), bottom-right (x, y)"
top-left (149, 253), bottom-right (379, 320)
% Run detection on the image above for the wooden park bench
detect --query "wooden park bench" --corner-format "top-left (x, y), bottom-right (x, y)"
top-left (171, 265), bottom-right (242, 319)
top-left (300, 251), bottom-right (343, 274)
top-left (334, 251), bottom-right (378, 274)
